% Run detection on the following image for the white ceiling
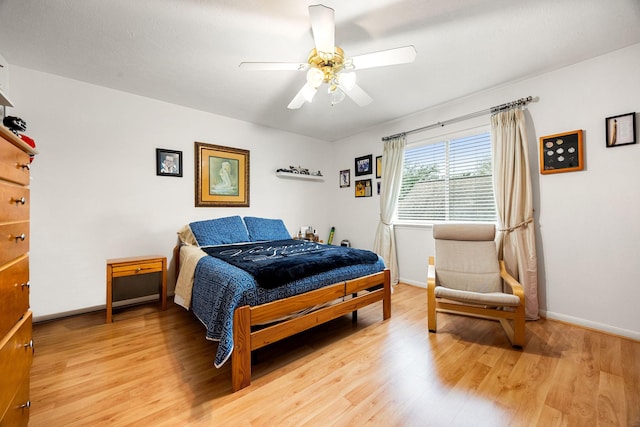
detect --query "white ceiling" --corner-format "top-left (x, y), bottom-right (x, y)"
top-left (1, 0), bottom-right (639, 141)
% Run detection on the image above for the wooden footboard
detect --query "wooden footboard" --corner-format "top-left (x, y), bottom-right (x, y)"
top-left (231, 268), bottom-right (391, 392)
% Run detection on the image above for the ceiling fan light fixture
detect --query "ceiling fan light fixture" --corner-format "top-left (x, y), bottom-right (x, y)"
top-left (330, 86), bottom-right (346, 105)
top-left (306, 67), bottom-right (325, 88)
top-left (339, 72), bottom-right (357, 91)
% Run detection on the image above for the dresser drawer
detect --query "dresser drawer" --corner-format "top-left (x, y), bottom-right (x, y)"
top-left (0, 311), bottom-right (33, 419)
top-left (0, 182), bottom-right (29, 223)
top-left (0, 377), bottom-right (29, 427)
top-left (0, 140), bottom-right (31, 186)
top-left (0, 256), bottom-right (29, 339)
top-left (0, 222), bottom-right (29, 266)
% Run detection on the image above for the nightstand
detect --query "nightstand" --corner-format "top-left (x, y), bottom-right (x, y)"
top-left (106, 255), bottom-right (167, 323)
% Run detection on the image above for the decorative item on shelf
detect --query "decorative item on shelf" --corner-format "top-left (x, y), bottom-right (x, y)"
top-left (295, 226), bottom-right (321, 242)
top-left (276, 165), bottom-right (323, 180)
top-left (19, 134), bottom-right (36, 163)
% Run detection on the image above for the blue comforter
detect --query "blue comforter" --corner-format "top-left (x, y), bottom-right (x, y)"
top-left (190, 243), bottom-right (386, 367)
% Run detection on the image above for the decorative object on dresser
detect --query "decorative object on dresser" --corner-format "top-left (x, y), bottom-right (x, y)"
top-left (106, 256), bottom-right (167, 323)
top-left (194, 142), bottom-right (250, 207)
top-left (0, 124), bottom-right (37, 426)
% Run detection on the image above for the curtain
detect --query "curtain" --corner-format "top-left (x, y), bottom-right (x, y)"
top-left (491, 109), bottom-right (539, 320)
top-left (373, 135), bottom-right (406, 285)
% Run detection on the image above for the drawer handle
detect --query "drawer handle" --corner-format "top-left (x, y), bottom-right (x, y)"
top-left (13, 196), bottom-right (26, 205)
top-left (21, 281), bottom-right (31, 289)
top-left (19, 163), bottom-right (31, 171)
top-left (136, 267), bottom-right (142, 272)
top-left (14, 233), bottom-right (26, 242)
top-left (19, 400), bottom-right (31, 409)
top-left (24, 339), bottom-right (34, 349)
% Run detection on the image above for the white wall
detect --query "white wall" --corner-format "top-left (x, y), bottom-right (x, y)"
top-left (332, 43), bottom-right (640, 340)
top-left (8, 67), bottom-right (334, 319)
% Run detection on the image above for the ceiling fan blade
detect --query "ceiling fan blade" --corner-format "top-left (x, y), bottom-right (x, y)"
top-left (342, 83), bottom-right (372, 107)
top-left (351, 45), bottom-right (417, 70)
top-left (309, 4), bottom-right (335, 56)
top-left (287, 83), bottom-right (317, 109)
top-left (239, 62), bottom-right (308, 71)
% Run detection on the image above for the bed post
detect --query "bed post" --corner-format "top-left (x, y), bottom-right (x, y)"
top-left (232, 305), bottom-right (252, 391)
top-left (383, 268), bottom-right (391, 320)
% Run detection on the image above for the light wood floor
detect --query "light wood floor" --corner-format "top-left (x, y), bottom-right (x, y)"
top-left (29, 284), bottom-right (639, 427)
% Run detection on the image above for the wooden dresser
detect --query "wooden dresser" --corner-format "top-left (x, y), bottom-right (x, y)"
top-left (0, 124), bottom-right (36, 426)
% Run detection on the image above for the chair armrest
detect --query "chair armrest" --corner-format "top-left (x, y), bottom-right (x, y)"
top-left (427, 256), bottom-right (436, 291)
top-left (499, 260), bottom-right (524, 301)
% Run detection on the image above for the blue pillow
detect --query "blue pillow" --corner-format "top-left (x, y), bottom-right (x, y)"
top-left (189, 216), bottom-right (250, 246)
top-left (243, 217), bottom-right (291, 241)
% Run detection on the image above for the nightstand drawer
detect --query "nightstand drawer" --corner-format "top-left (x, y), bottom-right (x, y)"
top-left (110, 260), bottom-right (164, 277)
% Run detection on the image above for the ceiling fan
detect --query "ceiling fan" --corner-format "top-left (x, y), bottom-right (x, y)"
top-left (239, 4), bottom-right (417, 109)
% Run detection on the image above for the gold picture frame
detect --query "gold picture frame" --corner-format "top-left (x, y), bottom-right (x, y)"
top-left (195, 141), bottom-right (250, 207)
top-left (539, 130), bottom-right (583, 175)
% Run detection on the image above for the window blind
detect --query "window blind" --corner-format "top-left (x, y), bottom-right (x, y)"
top-left (397, 132), bottom-right (496, 222)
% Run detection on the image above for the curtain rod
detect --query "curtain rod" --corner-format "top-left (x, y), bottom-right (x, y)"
top-left (381, 96), bottom-right (533, 141)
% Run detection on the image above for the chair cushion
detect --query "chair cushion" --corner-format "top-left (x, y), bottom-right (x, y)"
top-left (433, 223), bottom-right (495, 241)
top-left (434, 287), bottom-right (521, 307)
top-left (435, 239), bottom-right (502, 293)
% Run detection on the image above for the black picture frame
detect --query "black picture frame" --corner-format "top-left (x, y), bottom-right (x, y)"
top-left (156, 148), bottom-right (183, 177)
top-left (355, 154), bottom-right (372, 176)
top-left (376, 155), bottom-right (382, 178)
top-left (355, 179), bottom-right (372, 197)
top-left (606, 112), bottom-right (636, 147)
top-left (340, 169), bottom-right (350, 188)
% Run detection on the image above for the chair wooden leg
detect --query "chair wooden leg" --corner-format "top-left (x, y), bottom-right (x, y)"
top-left (427, 286), bottom-right (437, 333)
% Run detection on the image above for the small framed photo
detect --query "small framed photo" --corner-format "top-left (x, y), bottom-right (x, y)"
top-left (539, 130), bottom-right (583, 175)
top-left (606, 112), bottom-right (636, 147)
top-left (156, 148), bottom-right (182, 177)
top-left (377, 181), bottom-right (381, 195)
top-left (376, 155), bottom-right (382, 178)
top-left (340, 169), bottom-right (350, 188)
top-left (355, 179), bottom-right (372, 197)
top-left (355, 154), bottom-right (372, 176)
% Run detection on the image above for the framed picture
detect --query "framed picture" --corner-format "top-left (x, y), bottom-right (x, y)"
top-left (540, 130), bottom-right (584, 175)
top-left (355, 179), bottom-right (372, 197)
top-left (340, 169), bottom-right (350, 188)
top-left (194, 141), bottom-right (250, 207)
top-left (355, 154), bottom-right (372, 176)
top-left (606, 112), bottom-right (636, 147)
top-left (377, 181), bottom-right (381, 195)
top-left (156, 148), bottom-right (182, 177)
top-left (376, 156), bottom-right (382, 178)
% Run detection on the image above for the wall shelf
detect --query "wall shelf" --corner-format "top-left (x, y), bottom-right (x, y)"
top-left (276, 171), bottom-right (324, 182)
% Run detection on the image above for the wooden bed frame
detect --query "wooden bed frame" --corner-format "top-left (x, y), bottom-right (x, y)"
top-left (174, 246), bottom-right (391, 392)
top-left (231, 268), bottom-right (391, 391)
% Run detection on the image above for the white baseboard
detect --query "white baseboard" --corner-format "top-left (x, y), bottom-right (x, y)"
top-left (399, 278), bottom-right (426, 288)
top-left (540, 310), bottom-right (639, 341)
top-left (33, 294), bottom-right (170, 323)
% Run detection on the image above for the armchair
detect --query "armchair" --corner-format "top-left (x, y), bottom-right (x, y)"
top-left (427, 223), bottom-right (525, 347)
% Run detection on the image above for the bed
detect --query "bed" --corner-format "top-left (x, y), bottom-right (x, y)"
top-left (173, 215), bottom-right (391, 391)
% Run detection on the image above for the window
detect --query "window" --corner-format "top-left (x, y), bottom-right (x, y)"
top-left (397, 131), bottom-right (496, 222)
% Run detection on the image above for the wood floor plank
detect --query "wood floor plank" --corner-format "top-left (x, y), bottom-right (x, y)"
top-left (28, 284), bottom-right (640, 427)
